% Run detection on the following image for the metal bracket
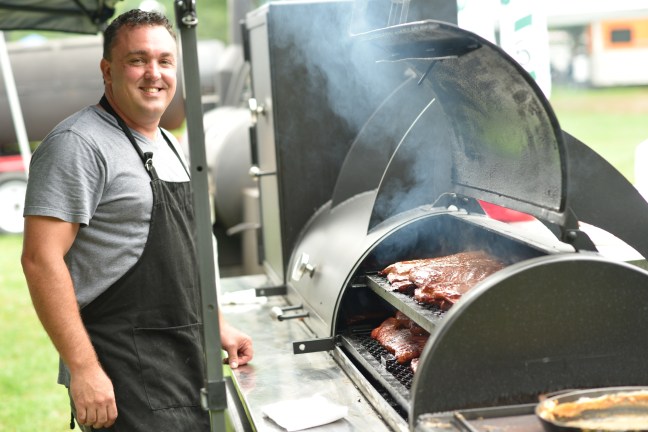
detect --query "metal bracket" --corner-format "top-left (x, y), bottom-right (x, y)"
top-left (293, 337), bottom-right (337, 354)
top-left (248, 97), bottom-right (266, 123)
top-left (174, 0), bottom-right (198, 28)
top-left (200, 380), bottom-right (227, 411)
top-left (433, 193), bottom-right (485, 214)
top-left (143, 151), bottom-right (153, 172)
top-left (254, 285), bottom-right (286, 297)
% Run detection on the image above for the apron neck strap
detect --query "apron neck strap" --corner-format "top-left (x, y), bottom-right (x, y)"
top-left (99, 95), bottom-right (190, 179)
top-left (99, 95), bottom-right (156, 176)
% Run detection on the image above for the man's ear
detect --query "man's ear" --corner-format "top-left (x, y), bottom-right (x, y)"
top-left (100, 58), bottom-right (111, 84)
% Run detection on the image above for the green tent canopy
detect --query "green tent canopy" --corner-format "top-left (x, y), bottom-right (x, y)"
top-left (0, 0), bottom-right (122, 34)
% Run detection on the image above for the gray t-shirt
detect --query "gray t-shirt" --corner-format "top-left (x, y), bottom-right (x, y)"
top-left (24, 105), bottom-right (190, 308)
top-left (25, 105), bottom-right (193, 387)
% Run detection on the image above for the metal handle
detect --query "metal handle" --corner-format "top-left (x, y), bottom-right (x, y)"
top-left (225, 222), bottom-right (260, 236)
top-left (248, 98), bottom-right (266, 123)
top-left (271, 305), bottom-right (309, 321)
top-left (248, 165), bottom-right (276, 178)
top-left (291, 252), bottom-right (316, 281)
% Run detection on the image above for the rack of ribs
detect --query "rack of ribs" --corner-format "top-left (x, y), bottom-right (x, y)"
top-left (379, 259), bottom-right (431, 293)
top-left (370, 311), bottom-right (429, 364)
top-left (380, 251), bottom-right (504, 310)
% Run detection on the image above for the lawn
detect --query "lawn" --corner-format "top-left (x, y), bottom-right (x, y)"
top-left (0, 234), bottom-right (71, 431)
top-left (550, 85), bottom-right (648, 184)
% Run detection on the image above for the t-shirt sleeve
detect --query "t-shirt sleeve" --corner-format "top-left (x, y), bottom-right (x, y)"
top-left (23, 130), bottom-right (106, 226)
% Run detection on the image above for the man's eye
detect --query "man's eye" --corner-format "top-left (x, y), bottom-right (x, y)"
top-left (130, 58), bottom-right (145, 65)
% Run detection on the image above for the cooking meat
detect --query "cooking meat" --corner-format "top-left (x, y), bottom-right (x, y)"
top-left (379, 259), bottom-right (430, 292)
top-left (380, 251), bottom-right (504, 310)
top-left (410, 358), bottom-right (419, 374)
top-left (380, 259), bottom-right (431, 276)
top-left (412, 252), bottom-right (504, 309)
top-left (371, 312), bottom-right (429, 364)
top-left (414, 281), bottom-right (470, 310)
top-left (407, 251), bottom-right (492, 286)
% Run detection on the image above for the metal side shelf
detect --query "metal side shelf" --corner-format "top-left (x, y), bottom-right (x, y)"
top-left (219, 274), bottom-right (394, 432)
top-left (365, 274), bottom-right (447, 334)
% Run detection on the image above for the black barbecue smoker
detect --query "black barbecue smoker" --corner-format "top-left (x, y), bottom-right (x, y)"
top-left (221, 0), bottom-right (648, 431)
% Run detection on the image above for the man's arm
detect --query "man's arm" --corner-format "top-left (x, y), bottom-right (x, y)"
top-left (21, 216), bottom-right (117, 429)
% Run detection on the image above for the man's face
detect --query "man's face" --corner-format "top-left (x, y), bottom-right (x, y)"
top-left (100, 25), bottom-right (177, 129)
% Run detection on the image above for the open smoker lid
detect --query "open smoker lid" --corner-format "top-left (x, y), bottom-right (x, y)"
top-left (331, 19), bottom-right (648, 259)
top-left (361, 20), bottom-right (566, 228)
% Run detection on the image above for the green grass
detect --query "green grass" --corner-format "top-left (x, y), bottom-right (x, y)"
top-left (551, 85), bottom-right (648, 184)
top-left (0, 234), bottom-right (71, 431)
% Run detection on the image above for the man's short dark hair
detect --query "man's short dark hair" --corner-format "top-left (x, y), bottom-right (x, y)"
top-left (103, 9), bottom-right (176, 60)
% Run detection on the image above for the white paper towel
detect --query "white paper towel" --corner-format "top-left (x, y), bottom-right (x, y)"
top-left (262, 394), bottom-right (348, 431)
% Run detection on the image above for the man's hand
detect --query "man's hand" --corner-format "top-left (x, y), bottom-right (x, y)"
top-left (70, 363), bottom-right (118, 428)
top-left (220, 318), bottom-right (253, 369)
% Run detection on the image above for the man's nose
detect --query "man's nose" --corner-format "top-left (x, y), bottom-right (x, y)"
top-left (145, 62), bottom-right (161, 80)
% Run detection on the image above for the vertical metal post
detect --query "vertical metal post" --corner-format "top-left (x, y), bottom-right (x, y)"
top-left (173, 2), bottom-right (226, 431)
top-left (0, 31), bottom-right (31, 174)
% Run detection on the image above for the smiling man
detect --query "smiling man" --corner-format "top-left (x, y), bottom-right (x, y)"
top-left (101, 20), bottom-right (176, 137)
top-left (21, 9), bottom-right (252, 431)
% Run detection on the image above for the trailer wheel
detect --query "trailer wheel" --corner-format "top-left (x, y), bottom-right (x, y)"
top-left (0, 172), bottom-right (27, 234)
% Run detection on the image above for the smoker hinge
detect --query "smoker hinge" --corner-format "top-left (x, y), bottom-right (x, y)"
top-left (292, 337), bottom-right (338, 354)
top-left (562, 227), bottom-right (597, 252)
top-left (254, 284), bottom-right (286, 296)
top-left (560, 209), bottom-right (598, 252)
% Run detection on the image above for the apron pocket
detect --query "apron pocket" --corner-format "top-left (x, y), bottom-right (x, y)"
top-left (133, 323), bottom-right (205, 410)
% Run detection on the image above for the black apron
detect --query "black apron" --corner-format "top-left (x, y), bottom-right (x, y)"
top-left (78, 96), bottom-right (210, 431)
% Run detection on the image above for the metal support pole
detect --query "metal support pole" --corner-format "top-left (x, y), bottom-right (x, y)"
top-left (0, 31), bottom-right (31, 175)
top-left (173, 2), bottom-right (227, 431)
